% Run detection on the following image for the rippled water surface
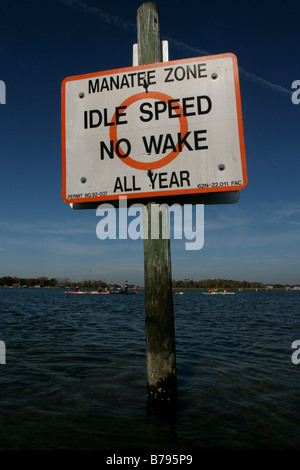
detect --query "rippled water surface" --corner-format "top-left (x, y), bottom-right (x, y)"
top-left (0, 288), bottom-right (300, 450)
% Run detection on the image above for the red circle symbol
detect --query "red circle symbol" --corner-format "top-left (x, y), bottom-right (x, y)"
top-left (109, 91), bottom-right (189, 170)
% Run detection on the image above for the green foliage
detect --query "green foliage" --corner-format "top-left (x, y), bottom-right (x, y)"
top-left (0, 276), bottom-right (138, 289)
top-left (0, 276), bottom-right (285, 290)
top-left (172, 278), bottom-right (276, 289)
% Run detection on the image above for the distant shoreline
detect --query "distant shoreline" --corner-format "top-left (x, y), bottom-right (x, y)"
top-left (0, 276), bottom-right (299, 291)
top-left (1, 286), bottom-right (299, 292)
top-left (173, 286), bottom-right (297, 291)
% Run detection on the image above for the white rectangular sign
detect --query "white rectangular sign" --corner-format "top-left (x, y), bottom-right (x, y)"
top-left (62, 53), bottom-right (247, 204)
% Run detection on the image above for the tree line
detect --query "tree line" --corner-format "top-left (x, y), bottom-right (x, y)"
top-left (0, 276), bottom-right (59, 287)
top-left (172, 278), bottom-right (286, 289)
top-left (0, 275), bottom-right (287, 290)
top-left (0, 276), bottom-right (139, 289)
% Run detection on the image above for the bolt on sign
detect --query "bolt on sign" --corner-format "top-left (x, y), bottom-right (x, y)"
top-left (61, 53), bottom-right (247, 204)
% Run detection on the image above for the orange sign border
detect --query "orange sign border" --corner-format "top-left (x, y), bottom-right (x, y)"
top-left (109, 91), bottom-right (188, 170)
top-left (62, 53), bottom-right (247, 204)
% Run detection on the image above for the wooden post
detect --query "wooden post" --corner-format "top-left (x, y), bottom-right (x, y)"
top-left (137, 2), bottom-right (177, 409)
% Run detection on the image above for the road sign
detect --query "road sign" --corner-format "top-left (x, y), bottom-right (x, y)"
top-left (61, 53), bottom-right (247, 204)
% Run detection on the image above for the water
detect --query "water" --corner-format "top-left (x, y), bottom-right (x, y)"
top-left (0, 288), bottom-right (300, 450)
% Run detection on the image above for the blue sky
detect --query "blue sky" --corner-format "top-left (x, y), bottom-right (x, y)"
top-left (0, 0), bottom-right (299, 286)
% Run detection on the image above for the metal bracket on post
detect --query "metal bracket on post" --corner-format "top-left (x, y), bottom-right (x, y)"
top-left (133, 40), bottom-right (169, 66)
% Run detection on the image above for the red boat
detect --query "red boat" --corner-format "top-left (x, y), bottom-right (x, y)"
top-left (64, 290), bottom-right (138, 295)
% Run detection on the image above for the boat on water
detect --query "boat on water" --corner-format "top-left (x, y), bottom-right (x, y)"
top-left (65, 279), bottom-right (139, 295)
top-left (202, 290), bottom-right (235, 295)
top-left (65, 290), bottom-right (108, 294)
top-left (109, 290), bottom-right (139, 295)
top-left (64, 289), bottom-right (138, 295)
